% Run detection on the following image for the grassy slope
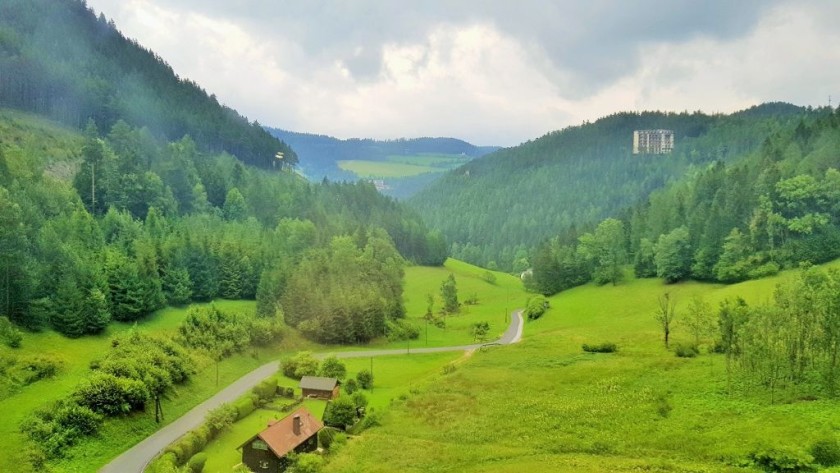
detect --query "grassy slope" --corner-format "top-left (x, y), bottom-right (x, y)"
top-left (337, 154), bottom-right (470, 179)
top-left (0, 300), bottom-right (320, 473)
top-left (322, 262), bottom-right (840, 473)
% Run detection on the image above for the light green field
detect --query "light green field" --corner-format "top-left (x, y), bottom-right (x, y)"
top-left (337, 153), bottom-right (470, 178)
top-left (338, 160), bottom-right (439, 178)
top-left (322, 263), bottom-right (840, 473)
top-left (0, 300), bottom-right (320, 473)
top-left (199, 352), bottom-right (462, 472)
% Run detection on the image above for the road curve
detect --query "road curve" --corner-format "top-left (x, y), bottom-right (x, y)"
top-left (100, 310), bottom-right (523, 473)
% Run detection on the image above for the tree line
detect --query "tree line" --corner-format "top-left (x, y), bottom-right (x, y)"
top-left (527, 106), bottom-right (840, 294)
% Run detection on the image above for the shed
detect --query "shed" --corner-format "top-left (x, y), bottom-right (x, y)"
top-left (299, 376), bottom-right (339, 400)
top-left (238, 406), bottom-right (323, 472)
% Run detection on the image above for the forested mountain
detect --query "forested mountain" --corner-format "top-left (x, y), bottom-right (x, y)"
top-left (0, 111), bottom-right (446, 337)
top-left (266, 128), bottom-right (499, 198)
top-left (526, 106), bottom-right (840, 294)
top-left (410, 104), bottom-right (809, 271)
top-left (0, 0), bottom-right (296, 168)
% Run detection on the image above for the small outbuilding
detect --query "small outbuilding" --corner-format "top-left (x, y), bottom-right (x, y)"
top-left (299, 376), bottom-right (339, 400)
top-left (239, 406), bottom-right (323, 472)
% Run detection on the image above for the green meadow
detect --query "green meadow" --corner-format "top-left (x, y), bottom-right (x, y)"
top-left (322, 262), bottom-right (840, 473)
top-left (337, 153), bottom-right (470, 178)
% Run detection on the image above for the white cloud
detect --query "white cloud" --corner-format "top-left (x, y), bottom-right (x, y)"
top-left (84, 0), bottom-right (837, 146)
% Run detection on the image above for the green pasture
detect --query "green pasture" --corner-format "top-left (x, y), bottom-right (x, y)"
top-left (0, 300), bottom-right (320, 473)
top-left (200, 352), bottom-right (461, 472)
top-left (337, 153), bottom-right (469, 178)
top-left (322, 262), bottom-right (840, 473)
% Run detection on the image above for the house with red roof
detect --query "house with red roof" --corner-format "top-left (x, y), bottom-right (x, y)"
top-left (238, 407), bottom-right (323, 472)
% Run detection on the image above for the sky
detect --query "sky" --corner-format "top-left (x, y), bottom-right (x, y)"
top-left (85, 0), bottom-right (839, 147)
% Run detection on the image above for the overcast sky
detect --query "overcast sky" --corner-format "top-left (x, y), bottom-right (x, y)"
top-left (85, 0), bottom-right (839, 146)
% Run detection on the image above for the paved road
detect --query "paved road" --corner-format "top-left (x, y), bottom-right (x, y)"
top-left (100, 310), bottom-right (523, 473)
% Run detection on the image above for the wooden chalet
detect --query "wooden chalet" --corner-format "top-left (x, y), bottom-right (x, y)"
top-left (299, 376), bottom-right (339, 400)
top-left (238, 407), bottom-right (323, 472)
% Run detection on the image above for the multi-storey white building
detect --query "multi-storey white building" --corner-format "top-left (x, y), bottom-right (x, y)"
top-left (633, 129), bottom-right (674, 154)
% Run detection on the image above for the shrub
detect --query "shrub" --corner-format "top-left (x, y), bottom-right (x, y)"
top-left (356, 369), bottom-right (374, 389)
top-left (248, 317), bottom-right (284, 346)
top-left (351, 391), bottom-right (369, 410)
top-left (751, 447), bottom-right (816, 472)
top-left (810, 436), bottom-right (840, 467)
top-left (481, 271), bottom-right (497, 285)
top-left (674, 343), bottom-right (699, 358)
top-left (20, 401), bottom-right (103, 458)
top-left (205, 404), bottom-right (238, 436)
top-left (282, 351), bottom-right (319, 379)
top-left (442, 363), bottom-right (457, 375)
top-left (252, 378), bottom-right (278, 403)
top-left (73, 372), bottom-right (149, 416)
top-left (343, 378), bottom-right (358, 395)
top-left (187, 452), bottom-right (208, 473)
top-left (318, 428), bottom-right (335, 449)
top-left (17, 355), bottom-right (60, 384)
top-left (386, 319), bottom-right (420, 341)
top-left (290, 452), bottom-right (323, 473)
top-left (582, 343), bottom-right (617, 353)
top-left (233, 396), bottom-right (257, 420)
top-left (324, 397), bottom-right (356, 429)
top-left (749, 261), bottom-right (781, 279)
top-left (319, 356), bottom-right (347, 380)
top-left (0, 316), bottom-right (23, 348)
top-left (525, 295), bottom-right (549, 320)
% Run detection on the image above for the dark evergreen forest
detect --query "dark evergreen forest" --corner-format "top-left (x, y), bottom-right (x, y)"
top-left (0, 0), bottom-right (296, 169)
top-left (410, 103), bottom-right (810, 273)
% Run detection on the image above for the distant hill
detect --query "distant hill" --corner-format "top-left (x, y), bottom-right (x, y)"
top-left (265, 128), bottom-right (500, 198)
top-left (0, 0), bottom-right (295, 168)
top-left (409, 103), bottom-right (811, 270)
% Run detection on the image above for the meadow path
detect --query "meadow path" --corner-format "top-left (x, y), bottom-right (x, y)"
top-left (100, 309), bottom-right (523, 473)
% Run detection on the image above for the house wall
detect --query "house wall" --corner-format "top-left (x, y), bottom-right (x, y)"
top-left (242, 441), bottom-right (283, 473)
top-left (302, 387), bottom-right (333, 400)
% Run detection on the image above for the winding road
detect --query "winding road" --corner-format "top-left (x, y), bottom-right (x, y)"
top-left (100, 310), bottom-right (523, 473)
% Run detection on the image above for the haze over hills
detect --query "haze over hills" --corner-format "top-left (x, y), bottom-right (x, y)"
top-left (265, 127), bottom-right (500, 198)
top-left (409, 103), bottom-right (810, 271)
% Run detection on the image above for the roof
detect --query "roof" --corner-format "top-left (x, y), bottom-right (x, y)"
top-left (238, 406), bottom-right (323, 458)
top-left (299, 376), bottom-right (338, 391)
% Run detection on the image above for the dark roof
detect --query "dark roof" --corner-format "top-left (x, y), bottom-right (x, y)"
top-left (299, 376), bottom-right (337, 391)
top-left (238, 406), bottom-right (323, 458)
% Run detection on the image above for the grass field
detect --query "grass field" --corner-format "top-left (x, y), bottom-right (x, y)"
top-left (199, 352), bottom-right (462, 472)
top-left (337, 153), bottom-right (470, 178)
top-left (0, 300), bottom-right (321, 473)
top-left (321, 263), bottom-right (840, 473)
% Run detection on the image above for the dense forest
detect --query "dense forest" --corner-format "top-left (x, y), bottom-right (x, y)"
top-left (410, 103), bottom-right (808, 272)
top-left (0, 112), bottom-right (445, 336)
top-left (0, 0), bottom-right (296, 169)
top-left (265, 128), bottom-right (499, 182)
top-left (526, 106), bottom-right (840, 295)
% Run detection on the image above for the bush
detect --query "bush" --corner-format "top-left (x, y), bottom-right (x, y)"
top-left (323, 397), bottom-right (356, 429)
top-left (442, 363), bottom-right (457, 375)
top-left (252, 378), bottom-right (278, 403)
top-left (343, 378), bottom-right (358, 395)
top-left (187, 452), bottom-right (208, 473)
top-left (282, 351), bottom-right (319, 379)
top-left (319, 356), bottom-right (347, 380)
top-left (0, 316), bottom-right (22, 348)
top-left (233, 395), bottom-right (257, 420)
top-left (525, 295), bottom-right (549, 320)
top-left (386, 319), bottom-right (420, 342)
top-left (17, 355), bottom-right (60, 384)
top-left (751, 447), bottom-right (816, 472)
top-left (749, 261), bottom-right (781, 279)
top-left (20, 401), bottom-right (103, 458)
top-left (248, 317), bottom-right (284, 346)
top-left (205, 404), bottom-right (238, 436)
top-left (318, 428), bottom-right (335, 449)
top-left (356, 369), bottom-right (374, 389)
top-left (810, 436), bottom-right (840, 467)
top-left (73, 372), bottom-right (149, 416)
top-left (674, 343), bottom-right (699, 358)
top-left (290, 452), bottom-right (323, 473)
top-left (582, 343), bottom-right (617, 353)
top-left (351, 391), bottom-right (369, 410)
